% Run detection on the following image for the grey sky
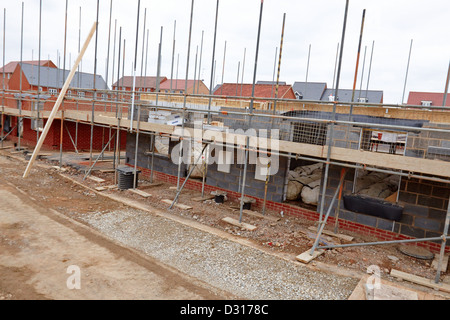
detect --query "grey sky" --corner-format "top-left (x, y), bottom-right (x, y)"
top-left (2, 0), bottom-right (449, 104)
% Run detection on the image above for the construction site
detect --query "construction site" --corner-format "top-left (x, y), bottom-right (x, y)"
top-left (1, 0), bottom-right (450, 302)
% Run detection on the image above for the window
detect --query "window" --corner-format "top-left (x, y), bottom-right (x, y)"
top-left (295, 91), bottom-right (303, 100)
top-left (49, 88), bottom-right (58, 96)
top-left (101, 93), bottom-right (108, 100)
top-left (358, 97), bottom-right (369, 103)
top-left (67, 90), bottom-right (72, 97)
top-left (78, 91), bottom-right (85, 98)
top-left (421, 101), bottom-right (432, 107)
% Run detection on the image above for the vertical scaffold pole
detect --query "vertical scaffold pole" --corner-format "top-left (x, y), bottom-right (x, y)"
top-left (239, 0), bottom-right (264, 224)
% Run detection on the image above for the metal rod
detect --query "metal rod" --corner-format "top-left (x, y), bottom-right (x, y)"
top-left (311, 172), bottom-right (345, 256)
top-left (240, 48), bottom-right (246, 97)
top-left (197, 30), bottom-right (204, 95)
top-left (401, 39), bottom-right (413, 104)
top-left (207, 0), bottom-right (219, 125)
top-left (88, 0), bottom-right (100, 169)
top-left (331, 43), bottom-right (339, 92)
top-left (64, 122), bottom-right (78, 154)
top-left (272, 13), bottom-right (286, 119)
top-left (351, 9), bottom-right (366, 104)
top-left (220, 41), bottom-right (227, 95)
top-left (319, 0), bottom-right (348, 223)
top-left (235, 61), bottom-right (241, 97)
top-left (358, 45), bottom-right (367, 100)
top-left (239, 0), bottom-right (264, 224)
top-left (365, 40), bottom-right (375, 99)
top-left (170, 142), bottom-right (209, 209)
top-left (155, 26), bottom-right (163, 104)
top-left (75, 6), bottom-right (81, 150)
top-left (37, 2), bottom-right (41, 144)
top-left (60, 0), bottom-right (68, 168)
top-left (18, 2), bottom-right (24, 151)
top-left (1, 8), bottom-right (5, 149)
top-left (133, 91), bottom-right (141, 189)
top-left (177, 0), bottom-right (195, 191)
top-left (193, 45), bottom-right (198, 94)
top-left (83, 131), bottom-right (117, 180)
top-left (442, 60), bottom-right (450, 107)
top-left (170, 20), bottom-right (176, 93)
top-left (270, 47), bottom-right (278, 99)
top-left (129, 0), bottom-right (141, 131)
top-left (304, 43), bottom-right (311, 99)
top-left (333, 168), bottom-right (346, 233)
top-left (262, 159), bottom-right (271, 215)
top-left (434, 196), bottom-right (450, 284)
top-left (317, 236), bottom-right (443, 250)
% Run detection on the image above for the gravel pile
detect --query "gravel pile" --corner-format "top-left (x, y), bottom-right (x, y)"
top-left (80, 208), bottom-right (358, 300)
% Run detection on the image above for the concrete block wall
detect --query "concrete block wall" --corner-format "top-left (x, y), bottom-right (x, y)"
top-left (125, 132), bottom-right (186, 177)
top-left (326, 124), bottom-right (361, 150)
top-left (397, 178), bottom-right (449, 240)
top-left (319, 164), bottom-right (449, 248)
top-left (405, 123), bottom-right (450, 161)
top-left (206, 152), bottom-right (288, 203)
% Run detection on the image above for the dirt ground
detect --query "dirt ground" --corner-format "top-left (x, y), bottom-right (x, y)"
top-left (0, 142), bottom-right (449, 299)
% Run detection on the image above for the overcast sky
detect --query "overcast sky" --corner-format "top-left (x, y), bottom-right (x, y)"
top-left (2, 0), bottom-right (450, 104)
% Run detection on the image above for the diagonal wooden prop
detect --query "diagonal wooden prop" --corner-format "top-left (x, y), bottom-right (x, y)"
top-left (23, 22), bottom-right (97, 178)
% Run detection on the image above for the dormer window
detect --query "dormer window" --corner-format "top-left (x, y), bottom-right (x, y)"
top-left (421, 100), bottom-right (432, 107)
top-left (295, 91), bottom-right (303, 100)
top-left (358, 97), bottom-right (369, 103)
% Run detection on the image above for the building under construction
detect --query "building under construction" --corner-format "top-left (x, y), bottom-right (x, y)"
top-left (1, 0), bottom-right (450, 291)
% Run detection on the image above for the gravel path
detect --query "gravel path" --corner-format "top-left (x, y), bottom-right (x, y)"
top-left (79, 208), bottom-right (359, 300)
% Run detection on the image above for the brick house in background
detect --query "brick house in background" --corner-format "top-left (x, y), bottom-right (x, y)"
top-left (0, 60), bottom-right (57, 89)
top-left (112, 76), bottom-right (168, 93)
top-left (2, 61), bottom-right (126, 151)
top-left (407, 91), bottom-right (450, 107)
top-left (213, 83), bottom-right (296, 101)
top-left (159, 79), bottom-right (210, 95)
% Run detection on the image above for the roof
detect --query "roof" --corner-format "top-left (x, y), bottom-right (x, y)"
top-left (320, 88), bottom-right (384, 103)
top-left (159, 79), bottom-right (201, 91)
top-left (112, 76), bottom-right (167, 89)
top-left (256, 80), bottom-right (287, 86)
top-left (213, 83), bottom-right (295, 99)
top-left (407, 91), bottom-right (450, 107)
top-left (20, 63), bottom-right (108, 90)
top-left (292, 81), bottom-right (327, 101)
top-left (0, 60), bottom-right (56, 73)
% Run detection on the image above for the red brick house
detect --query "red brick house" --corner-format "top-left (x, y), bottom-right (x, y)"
top-left (112, 76), bottom-right (167, 93)
top-left (213, 83), bottom-right (296, 101)
top-left (2, 61), bottom-right (126, 151)
top-left (159, 79), bottom-right (209, 95)
top-left (407, 91), bottom-right (450, 107)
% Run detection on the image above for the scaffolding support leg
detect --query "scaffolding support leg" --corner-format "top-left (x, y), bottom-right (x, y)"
top-left (83, 131), bottom-right (117, 181)
top-left (170, 142), bottom-right (209, 209)
top-left (434, 196), bottom-right (450, 284)
top-left (310, 170), bottom-right (345, 256)
top-left (64, 122), bottom-right (78, 154)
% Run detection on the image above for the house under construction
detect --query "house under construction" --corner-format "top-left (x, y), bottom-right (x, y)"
top-left (0, 0), bottom-right (449, 289)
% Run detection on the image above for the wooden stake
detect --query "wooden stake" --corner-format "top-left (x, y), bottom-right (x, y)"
top-left (23, 22), bottom-right (97, 178)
